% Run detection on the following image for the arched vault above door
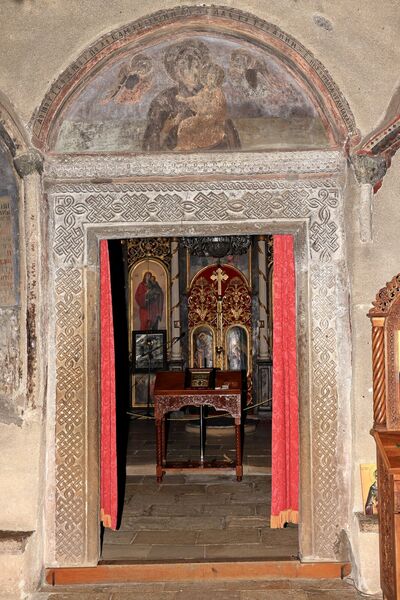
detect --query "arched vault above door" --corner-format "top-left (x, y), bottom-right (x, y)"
top-left (30, 6), bottom-right (358, 153)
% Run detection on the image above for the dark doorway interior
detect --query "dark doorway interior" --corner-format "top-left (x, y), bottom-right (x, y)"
top-left (101, 236), bottom-right (298, 562)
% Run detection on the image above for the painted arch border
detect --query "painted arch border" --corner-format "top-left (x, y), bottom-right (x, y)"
top-left (30, 5), bottom-right (359, 151)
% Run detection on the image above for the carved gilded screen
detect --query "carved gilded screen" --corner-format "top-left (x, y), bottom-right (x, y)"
top-left (187, 264), bottom-right (252, 400)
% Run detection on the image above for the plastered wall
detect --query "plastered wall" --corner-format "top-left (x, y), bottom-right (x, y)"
top-left (0, 0), bottom-right (399, 135)
top-left (345, 154), bottom-right (400, 594)
top-left (0, 1), bottom-right (399, 597)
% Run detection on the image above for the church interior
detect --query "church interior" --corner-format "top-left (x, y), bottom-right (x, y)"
top-left (1, 2), bottom-right (400, 599)
top-left (100, 235), bottom-right (297, 561)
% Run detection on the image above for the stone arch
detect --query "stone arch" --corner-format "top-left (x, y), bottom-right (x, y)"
top-left (353, 78), bottom-right (400, 192)
top-left (30, 5), bottom-right (358, 152)
top-left (0, 91), bottom-right (42, 423)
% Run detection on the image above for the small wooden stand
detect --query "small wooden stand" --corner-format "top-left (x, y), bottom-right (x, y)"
top-left (153, 370), bottom-right (243, 482)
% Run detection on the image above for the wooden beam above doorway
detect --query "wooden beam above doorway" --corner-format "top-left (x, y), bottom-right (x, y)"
top-left (45, 561), bottom-right (351, 586)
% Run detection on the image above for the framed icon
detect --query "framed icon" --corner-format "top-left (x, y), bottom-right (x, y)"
top-left (132, 330), bottom-right (167, 373)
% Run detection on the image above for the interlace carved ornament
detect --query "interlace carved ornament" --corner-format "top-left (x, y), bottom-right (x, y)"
top-left (51, 180), bottom-right (341, 266)
top-left (49, 173), bottom-right (345, 564)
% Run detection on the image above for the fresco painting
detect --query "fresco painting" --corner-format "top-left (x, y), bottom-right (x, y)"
top-left (54, 35), bottom-right (330, 153)
top-left (0, 141), bottom-right (19, 306)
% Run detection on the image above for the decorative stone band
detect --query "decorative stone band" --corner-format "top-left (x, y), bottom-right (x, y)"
top-left (49, 175), bottom-right (347, 564)
top-left (45, 150), bottom-right (345, 180)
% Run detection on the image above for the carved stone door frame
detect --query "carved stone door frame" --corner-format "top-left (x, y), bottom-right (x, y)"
top-left (44, 150), bottom-right (351, 567)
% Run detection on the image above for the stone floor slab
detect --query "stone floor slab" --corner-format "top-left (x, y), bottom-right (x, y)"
top-left (133, 529), bottom-right (199, 545)
top-left (147, 544), bottom-right (205, 560)
top-left (196, 528), bottom-right (260, 544)
top-left (101, 543), bottom-right (152, 560)
top-left (204, 543), bottom-right (296, 559)
top-left (103, 419), bottom-right (297, 563)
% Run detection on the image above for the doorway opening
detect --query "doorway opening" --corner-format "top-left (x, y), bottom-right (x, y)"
top-left (100, 234), bottom-right (298, 563)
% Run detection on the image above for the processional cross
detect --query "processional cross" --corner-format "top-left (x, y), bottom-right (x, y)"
top-left (211, 267), bottom-right (229, 296)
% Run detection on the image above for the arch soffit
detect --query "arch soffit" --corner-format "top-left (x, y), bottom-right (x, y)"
top-left (0, 90), bottom-right (30, 159)
top-left (30, 5), bottom-right (358, 152)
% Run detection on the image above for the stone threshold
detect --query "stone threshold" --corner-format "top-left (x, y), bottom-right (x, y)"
top-left (45, 560), bottom-right (351, 586)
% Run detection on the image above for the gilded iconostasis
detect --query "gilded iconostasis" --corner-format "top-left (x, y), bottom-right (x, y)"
top-left (123, 236), bottom-right (273, 409)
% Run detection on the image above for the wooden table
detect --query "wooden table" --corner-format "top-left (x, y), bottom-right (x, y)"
top-left (153, 371), bottom-right (243, 482)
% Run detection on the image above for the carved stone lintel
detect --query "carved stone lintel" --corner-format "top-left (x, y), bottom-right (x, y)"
top-left (13, 149), bottom-right (44, 178)
top-left (45, 150), bottom-right (344, 179)
top-left (351, 153), bottom-right (387, 189)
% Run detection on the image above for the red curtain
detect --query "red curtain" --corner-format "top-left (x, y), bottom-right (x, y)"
top-left (270, 235), bottom-right (299, 528)
top-left (100, 240), bottom-right (118, 530)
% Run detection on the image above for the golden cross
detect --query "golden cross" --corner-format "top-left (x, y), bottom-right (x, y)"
top-left (211, 267), bottom-right (229, 295)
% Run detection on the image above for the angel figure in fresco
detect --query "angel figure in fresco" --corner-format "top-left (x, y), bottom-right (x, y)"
top-left (174, 63), bottom-right (227, 151)
top-left (229, 49), bottom-right (299, 103)
top-left (142, 40), bottom-right (240, 151)
top-left (135, 271), bottom-right (164, 330)
top-left (101, 54), bottom-right (153, 105)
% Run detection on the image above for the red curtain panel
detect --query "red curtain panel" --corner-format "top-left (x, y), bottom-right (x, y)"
top-left (270, 235), bottom-right (299, 528)
top-left (100, 240), bottom-right (118, 530)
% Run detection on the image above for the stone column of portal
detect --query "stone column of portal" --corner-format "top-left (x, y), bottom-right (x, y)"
top-left (170, 238), bottom-right (182, 362)
top-left (257, 235), bottom-right (270, 360)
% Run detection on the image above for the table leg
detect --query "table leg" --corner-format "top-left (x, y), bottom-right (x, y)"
top-left (155, 417), bottom-right (163, 483)
top-left (235, 418), bottom-right (243, 482)
top-left (161, 417), bottom-right (166, 464)
top-left (199, 405), bottom-right (205, 465)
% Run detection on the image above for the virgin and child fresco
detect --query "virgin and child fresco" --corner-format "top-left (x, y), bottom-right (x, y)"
top-left (53, 34), bottom-right (330, 153)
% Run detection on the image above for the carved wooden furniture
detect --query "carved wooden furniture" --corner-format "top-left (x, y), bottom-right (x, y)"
top-left (153, 370), bottom-right (243, 482)
top-left (369, 273), bottom-right (400, 600)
